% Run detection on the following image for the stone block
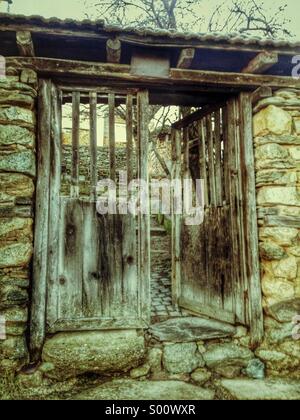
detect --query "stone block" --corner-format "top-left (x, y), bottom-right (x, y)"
top-left (253, 105), bottom-right (292, 137)
top-left (0, 173), bottom-right (34, 203)
top-left (42, 330), bottom-right (145, 380)
top-left (0, 150), bottom-right (36, 177)
top-left (163, 342), bottom-right (203, 374)
top-left (0, 106), bottom-right (35, 130)
top-left (0, 218), bottom-right (33, 242)
top-left (257, 186), bottom-right (300, 206)
top-left (0, 243), bottom-right (33, 268)
top-left (203, 343), bottom-right (254, 373)
top-left (259, 227), bottom-right (299, 246)
top-left (0, 125), bottom-right (35, 149)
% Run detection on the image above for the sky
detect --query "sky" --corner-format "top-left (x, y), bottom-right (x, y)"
top-left (2, 0), bottom-right (300, 40)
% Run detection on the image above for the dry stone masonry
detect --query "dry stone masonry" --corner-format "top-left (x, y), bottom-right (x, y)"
top-left (0, 73), bottom-right (37, 375)
top-left (253, 89), bottom-right (300, 378)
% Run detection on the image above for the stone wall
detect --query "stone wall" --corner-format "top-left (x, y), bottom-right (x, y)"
top-left (0, 72), bottom-right (37, 375)
top-left (253, 89), bottom-right (300, 378)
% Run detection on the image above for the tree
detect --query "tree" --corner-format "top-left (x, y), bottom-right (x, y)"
top-left (83, 0), bottom-right (292, 38)
top-left (81, 0), bottom-right (292, 140)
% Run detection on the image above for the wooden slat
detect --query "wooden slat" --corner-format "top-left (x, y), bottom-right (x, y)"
top-left (71, 91), bottom-right (80, 198)
top-left (46, 85), bottom-right (62, 327)
top-left (108, 93), bottom-right (116, 182)
top-left (183, 127), bottom-right (189, 177)
top-left (137, 90), bottom-right (150, 323)
top-left (239, 92), bottom-right (264, 347)
top-left (222, 106), bottom-right (230, 204)
top-left (214, 110), bottom-right (222, 206)
top-left (242, 52), bottom-right (278, 74)
top-left (171, 129), bottom-right (182, 305)
top-left (206, 115), bottom-right (216, 206)
top-left (226, 99), bottom-right (240, 318)
top-left (58, 198), bottom-right (84, 319)
top-left (16, 31), bottom-right (35, 57)
top-left (126, 94), bottom-right (134, 182)
top-left (198, 120), bottom-right (208, 206)
top-left (30, 79), bottom-right (51, 361)
top-left (89, 92), bottom-right (98, 200)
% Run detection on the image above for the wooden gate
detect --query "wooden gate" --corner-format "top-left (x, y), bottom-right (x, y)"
top-left (31, 80), bottom-right (150, 358)
top-left (171, 94), bottom-right (263, 346)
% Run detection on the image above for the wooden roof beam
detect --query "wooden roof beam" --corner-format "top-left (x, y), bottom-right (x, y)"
top-left (106, 38), bottom-right (121, 64)
top-left (251, 86), bottom-right (273, 104)
top-left (16, 31), bottom-right (35, 57)
top-left (177, 48), bottom-right (195, 69)
top-left (242, 51), bottom-right (278, 74)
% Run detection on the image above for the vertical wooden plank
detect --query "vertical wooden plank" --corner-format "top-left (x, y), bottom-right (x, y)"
top-left (207, 115), bottom-right (216, 206)
top-left (30, 79), bottom-right (51, 361)
top-left (58, 198), bottom-right (84, 319)
top-left (222, 106), bottom-right (230, 204)
top-left (214, 109), bottom-right (222, 206)
top-left (46, 85), bottom-right (62, 328)
top-left (89, 92), bottom-right (98, 201)
top-left (226, 99), bottom-right (239, 317)
top-left (198, 119), bottom-right (208, 206)
top-left (183, 127), bottom-right (189, 178)
top-left (122, 93), bottom-right (138, 318)
top-left (171, 129), bottom-right (182, 305)
top-left (234, 100), bottom-right (248, 325)
top-left (108, 93), bottom-right (116, 182)
top-left (137, 90), bottom-right (150, 323)
top-left (71, 91), bottom-right (80, 198)
top-left (126, 94), bottom-right (134, 182)
top-left (239, 92), bottom-right (264, 347)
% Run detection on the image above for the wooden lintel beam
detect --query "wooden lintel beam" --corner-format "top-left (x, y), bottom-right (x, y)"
top-left (5, 57), bottom-right (300, 91)
top-left (16, 31), bottom-right (35, 57)
top-left (106, 38), bottom-right (121, 64)
top-left (177, 48), bottom-right (195, 69)
top-left (251, 86), bottom-right (273, 104)
top-left (242, 51), bottom-right (278, 74)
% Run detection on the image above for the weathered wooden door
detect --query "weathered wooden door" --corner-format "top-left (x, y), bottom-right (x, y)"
top-left (31, 80), bottom-right (150, 356)
top-left (171, 95), bottom-right (263, 345)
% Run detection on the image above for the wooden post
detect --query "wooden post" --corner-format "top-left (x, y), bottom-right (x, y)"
top-left (89, 92), bottom-right (98, 200)
top-left (171, 129), bottom-right (182, 305)
top-left (71, 91), bottom-right (80, 198)
top-left (46, 84), bottom-right (62, 327)
top-left (239, 92), bottom-right (264, 347)
top-left (30, 80), bottom-right (51, 361)
top-left (137, 90), bottom-right (150, 323)
top-left (16, 31), bottom-right (35, 57)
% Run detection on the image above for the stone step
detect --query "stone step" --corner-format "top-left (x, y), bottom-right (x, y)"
top-left (150, 317), bottom-right (236, 342)
top-left (70, 379), bottom-right (215, 400)
top-left (218, 379), bottom-right (300, 400)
